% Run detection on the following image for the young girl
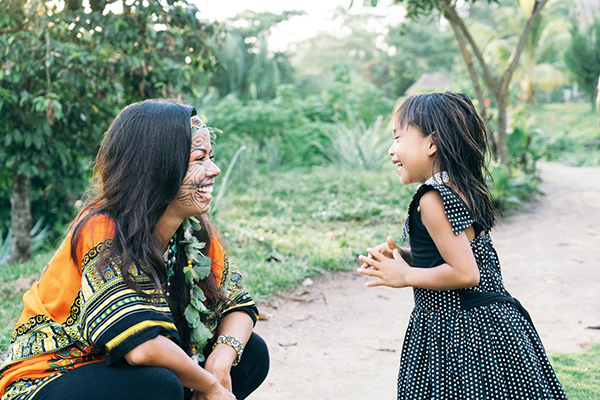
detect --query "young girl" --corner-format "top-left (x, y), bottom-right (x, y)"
top-left (358, 92), bottom-right (566, 399)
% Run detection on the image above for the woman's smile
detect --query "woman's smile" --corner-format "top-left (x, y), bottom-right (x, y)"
top-left (195, 183), bottom-right (214, 202)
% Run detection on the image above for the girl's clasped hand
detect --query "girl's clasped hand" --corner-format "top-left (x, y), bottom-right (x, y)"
top-left (357, 237), bottom-right (410, 288)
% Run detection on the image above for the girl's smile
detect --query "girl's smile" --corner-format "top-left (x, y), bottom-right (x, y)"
top-left (388, 124), bottom-right (437, 185)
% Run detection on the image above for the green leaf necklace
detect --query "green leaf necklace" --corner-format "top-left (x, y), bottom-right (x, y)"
top-left (165, 216), bottom-right (215, 363)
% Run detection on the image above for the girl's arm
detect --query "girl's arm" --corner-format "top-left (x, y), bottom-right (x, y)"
top-left (404, 190), bottom-right (479, 290)
top-left (358, 190), bottom-right (479, 290)
top-left (125, 335), bottom-right (234, 399)
top-left (204, 311), bottom-right (254, 391)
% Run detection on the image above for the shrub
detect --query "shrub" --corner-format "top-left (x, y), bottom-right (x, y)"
top-left (313, 115), bottom-right (391, 171)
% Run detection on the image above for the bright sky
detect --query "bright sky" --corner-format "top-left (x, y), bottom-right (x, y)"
top-left (193, 0), bottom-right (406, 51)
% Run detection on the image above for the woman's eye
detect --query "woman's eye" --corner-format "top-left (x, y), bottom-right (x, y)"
top-left (209, 154), bottom-right (215, 161)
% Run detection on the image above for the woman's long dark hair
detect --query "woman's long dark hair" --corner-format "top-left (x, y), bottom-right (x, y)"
top-left (70, 99), bottom-right (221, 354)
top-left (393, 91), bottom-right (496, 232)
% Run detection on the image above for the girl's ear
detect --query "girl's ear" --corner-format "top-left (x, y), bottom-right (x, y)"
top-left (427, 135), bottom-right (437, 157)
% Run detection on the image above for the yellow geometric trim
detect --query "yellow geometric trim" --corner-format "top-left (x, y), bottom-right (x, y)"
top-left (105, 321), bottom-right (177, 352)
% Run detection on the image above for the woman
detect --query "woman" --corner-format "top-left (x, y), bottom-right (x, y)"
top-left (0, 100), bottom-right (269, 400)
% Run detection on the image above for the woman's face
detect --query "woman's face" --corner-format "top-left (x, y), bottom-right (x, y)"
top-left (173, 128), bottom-right (221, 216)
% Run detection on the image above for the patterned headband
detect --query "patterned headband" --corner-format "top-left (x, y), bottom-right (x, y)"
top-left (190, 115), bottom-right (207, 134)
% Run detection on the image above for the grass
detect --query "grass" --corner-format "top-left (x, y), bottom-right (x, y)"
top-left (216, 166), bottom-right (416, 301)
top-left (527, 102), bottom-right (600, 167)
top-left (0, 252), bottom-right (52, 351)
top-left (528, 102), bottom-right (598, 142)
top-left (551, 344), bottom-right (600, 399)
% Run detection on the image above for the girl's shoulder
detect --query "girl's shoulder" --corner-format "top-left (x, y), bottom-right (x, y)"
top-left (403, 182), bottom-right (475, 241)
top-left (421, 183), bottom-right (475, 235)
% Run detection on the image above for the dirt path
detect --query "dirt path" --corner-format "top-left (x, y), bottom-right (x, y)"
top-left (251, 162), bottom-right (600, 400)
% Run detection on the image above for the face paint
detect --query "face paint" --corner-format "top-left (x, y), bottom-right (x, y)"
top-left (173, 118), bottom-right (221, 216)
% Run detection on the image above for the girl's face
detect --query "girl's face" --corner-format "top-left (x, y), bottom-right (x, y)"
top-left (388, 123), bottom-right (436, 185)
top-left (172, 128), bottom-right (221, 217)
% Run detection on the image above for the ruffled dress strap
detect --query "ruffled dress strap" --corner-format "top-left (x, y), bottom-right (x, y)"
top-left (402, 172), bottom-right (476, 242)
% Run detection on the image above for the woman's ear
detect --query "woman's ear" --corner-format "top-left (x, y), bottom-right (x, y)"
top-left (427, 136), bottom-right (437, 157)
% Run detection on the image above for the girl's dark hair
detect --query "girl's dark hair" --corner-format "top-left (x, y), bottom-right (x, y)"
top-left (393, 91), bottom-right (496, 232)
top-left (70, 99), bottom-right (220, 354)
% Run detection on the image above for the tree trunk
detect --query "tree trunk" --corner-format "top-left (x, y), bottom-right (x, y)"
top-left (9, 171), bottom-right (32, 264)
top-left (447, 18), bottom-right (498, 159)
top-left (496, 91), bottom-right (510, 170)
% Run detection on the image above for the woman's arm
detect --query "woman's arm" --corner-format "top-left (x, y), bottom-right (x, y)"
top-left (125, 335), bottom-right (234, 399)
top-left (204, 311), bottom-right (254, 391)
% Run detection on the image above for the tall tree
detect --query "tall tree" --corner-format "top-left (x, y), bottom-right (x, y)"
top-left (371, 0), bottom-right (550, 166)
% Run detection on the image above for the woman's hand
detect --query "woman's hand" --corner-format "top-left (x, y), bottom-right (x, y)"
top-left (357, 247), bottom-right (411, 288)
top-left (204, 346), bottom-right (235, 392)
top-left (191, 380), bottom-right (236, 400)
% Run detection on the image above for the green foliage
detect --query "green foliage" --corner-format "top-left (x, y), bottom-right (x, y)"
top-left (507, 117), bottom-right (552, 174)
top-left (0, 218), bottom-right (51, 265)
top-left (313, 115), bottom-right (391, 171)
top-left (212, 144), bottom-right (247, 215)
top-left (0, 0), bottom-right (219, 240)
top-left (522, 102), bottom-right (600, 167)
top-left (528, 103), bottom-right (599, 142)
top-left (366, 18), bottom-right (459, 97)
top-left (209, 11), bottom-right (300, 100)
top-left (551, 344), bottom-right (600, 399)
top-left (381, 0), bottom-right (498, 20)
top-left (565, 17), bottom-right (600, 110)
top-left (487, 161), bottom-right (540, 210)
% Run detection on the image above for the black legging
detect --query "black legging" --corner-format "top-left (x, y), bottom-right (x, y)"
top-left (34, 332), bottom-right (269, 400)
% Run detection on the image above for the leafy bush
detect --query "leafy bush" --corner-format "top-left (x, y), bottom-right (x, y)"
top-left (487, 162), bottom-right (540, 211)
top-left (313, 115), bottom-right (391, 171)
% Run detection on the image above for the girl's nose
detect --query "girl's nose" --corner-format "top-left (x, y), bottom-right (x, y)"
top-left (388, 142), bottom-right (396, 156)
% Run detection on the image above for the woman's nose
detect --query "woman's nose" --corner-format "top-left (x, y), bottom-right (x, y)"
top-left (208, 161), bottom-right (221, 178)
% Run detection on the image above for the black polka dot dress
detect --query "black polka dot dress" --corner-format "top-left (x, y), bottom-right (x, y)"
top-left (397, 174), bottom-right (566, 399)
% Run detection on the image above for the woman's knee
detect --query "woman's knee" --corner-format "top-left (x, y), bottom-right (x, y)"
top-left (252, 333), bottom-right (270, 377)
top-left (134, 366), bottom-right (184, 400)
